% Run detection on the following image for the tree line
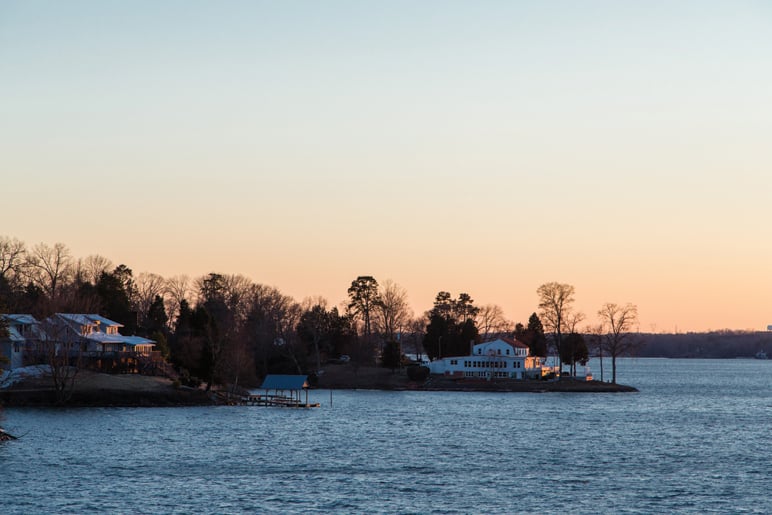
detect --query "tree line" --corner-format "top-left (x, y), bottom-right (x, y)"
top-left (0, 236), bottom-right (640, 385)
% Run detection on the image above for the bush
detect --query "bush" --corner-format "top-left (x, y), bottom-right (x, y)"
top-left (406, 365), bottom-right (430, 381)
top-left (307, 372), bottom-right (319, 387)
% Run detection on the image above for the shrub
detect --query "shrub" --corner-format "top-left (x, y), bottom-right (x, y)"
top-left (407, 365), bottom-right (430, 381)
top-left (307, 372), bottom-right (319, 387)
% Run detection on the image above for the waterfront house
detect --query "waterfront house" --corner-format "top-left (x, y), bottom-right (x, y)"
top-left (0, 314), bottom-right (45, 369)
top-left (41, 314), bottom-right (155, 373)
top-left (42, 314), bottom-right (155, 355)
top-left (427, 337), bottom-right (551, 380)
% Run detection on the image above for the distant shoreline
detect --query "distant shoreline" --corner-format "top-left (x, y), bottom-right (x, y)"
top-left (318, 378), bottom-right (638, 393)
top-left (316, 364), bottom-right (638, 393)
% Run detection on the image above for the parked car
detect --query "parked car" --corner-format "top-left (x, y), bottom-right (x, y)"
top-left (327, 355), bottom-right (351, 365)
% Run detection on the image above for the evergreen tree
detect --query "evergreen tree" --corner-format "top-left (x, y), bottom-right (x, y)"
top-left (347, 276), bottom-right (382, 363)
top-left (96, 269), bottom-right (135, 332)
top-left (423, 291), bottom-right (480, 359)
top-left (381, 340), bottom-right (402, 371)
top-left (560, 332), bottom-right (589, 376)
top-left (527, 313), bottom-right (548, 357)
top-left (146, 295), bottom-right (168, 336)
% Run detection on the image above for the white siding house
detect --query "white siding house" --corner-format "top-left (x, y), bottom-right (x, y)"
top-left (43, 314), bottom-right (155, 356)
top-left (0, 314), bottom-right (44, 369)
top-left (428, 337), bottom-right (548, 380)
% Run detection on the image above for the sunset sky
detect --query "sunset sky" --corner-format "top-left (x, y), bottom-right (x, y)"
top-left (2, 1), bottom-right (771, 332)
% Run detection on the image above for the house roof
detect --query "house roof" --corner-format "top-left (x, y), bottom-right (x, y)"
top-left (4, 327), bottom-right (25, 341)
top-left (260, 375), bottom-right (309, 390)
top-left (1, 314), bottom-right (39, 325)
top-left (122, 336), bottom-right (155, 346)
top-left (500, 337), bottom-right (529, 349)
top-left (45, 314), bottom-right (154, 347)
top-left (84, 333), bottom-right (155, 347)
top-left (57, 313), bottom-right (123, 328)
top-left (1, 314), bottom-right (43, 341)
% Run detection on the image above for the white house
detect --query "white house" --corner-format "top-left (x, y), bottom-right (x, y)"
top-left (0, 314), bottom-right (44, 369)
top-left (427, 337), bottom-right (550, 380)
top-left (43, 314), bottom-right (155, 356)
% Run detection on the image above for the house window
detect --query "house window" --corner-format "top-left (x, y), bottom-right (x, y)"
top-left (497, 349), bottom-right (501, 355)
top-left (506, 349), bottom-right (510, 355)
top-left (477, 349), bottom-right (481, 355)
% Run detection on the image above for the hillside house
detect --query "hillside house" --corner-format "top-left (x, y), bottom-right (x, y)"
top-left (41, 314), bottom-right (156, 373)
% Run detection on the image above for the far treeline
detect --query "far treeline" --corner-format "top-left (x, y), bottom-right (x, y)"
top-left (3, 236), bottom-right (758, 389)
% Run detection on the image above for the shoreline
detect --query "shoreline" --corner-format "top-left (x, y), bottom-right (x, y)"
top-left (318, 378), bottom-right (638, 393)
top-left (314, 364), bottom-right (637, 393)
top-left (1, 366), bottom-right (637, 407)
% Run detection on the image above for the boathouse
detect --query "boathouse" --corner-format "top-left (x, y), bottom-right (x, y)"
top-left (244, 374), bottom-right (318, 407)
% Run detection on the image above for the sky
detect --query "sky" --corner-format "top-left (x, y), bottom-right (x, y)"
top-left (2, 1), bottom-right (771, 332)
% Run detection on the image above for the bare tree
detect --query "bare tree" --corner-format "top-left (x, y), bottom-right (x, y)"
top-left (565, 311), bottom-right (586, 376)
top-left (0, 236), bottom-right (26, 285)
top-left (220, 274), bottom-right (254, 325)
top-left (246, 284), bottom-right (304, 377)
top-left (76, 254), bottom-right (114, 285)
top-left (299, 296), bottom-right (330, 372)
top-left (165, 275), bottom-right (191, 328)
top-left (40, 316), bottom-right (82, 405)
top-left (24, 242), bottom-right (74, 299)
top-left (597, 302), bottom-right (639, 384)
top-left (405, 317), bottom-right (426, 361)
top-left (134, 272), bottom-right (166, 324)
top-left (586, 323), bottom-right (606, 382)
top-left (537, 282), bottom-right (576, 369)
top-left (476, 304), bottom-right (512, 341)
top-left (223, 325), bottom-right (255, 394)
top-left (376, 279), bottom-right (412, 344)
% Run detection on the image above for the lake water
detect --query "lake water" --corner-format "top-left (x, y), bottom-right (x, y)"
top-left (2, 358), bottom-right (771, 514)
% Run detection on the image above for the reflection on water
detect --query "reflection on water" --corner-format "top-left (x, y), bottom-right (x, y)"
top-left (2, 358), bottom-right (771, 514)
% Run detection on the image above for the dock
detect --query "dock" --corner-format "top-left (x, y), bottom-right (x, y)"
top-left (217, 374), bottom-right (320, 408)
top-left (242, 393), bottom-right (320, 408)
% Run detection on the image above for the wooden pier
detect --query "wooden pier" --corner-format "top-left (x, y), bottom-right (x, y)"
top-left (241, 393), bottom-right (320, 408)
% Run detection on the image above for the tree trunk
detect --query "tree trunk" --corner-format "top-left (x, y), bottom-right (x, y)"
top-left (611, 354), bottom-right (617, 384)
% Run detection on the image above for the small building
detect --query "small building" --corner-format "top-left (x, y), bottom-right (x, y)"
top-left (427, 337), bottom-right (551, 380)
top-left (252, 374), bottom-right (317, 407)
